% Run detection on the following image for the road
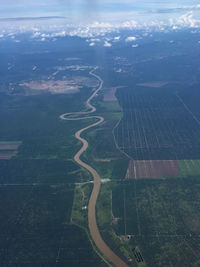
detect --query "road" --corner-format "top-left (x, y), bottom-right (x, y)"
top-left (60, 68), bottom-right (128, 267)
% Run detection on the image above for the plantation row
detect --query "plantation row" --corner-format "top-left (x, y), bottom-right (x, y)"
top-left (112, 179), bottom-right (200, 266)
top-left (115, 87), bottom-right (200, 160)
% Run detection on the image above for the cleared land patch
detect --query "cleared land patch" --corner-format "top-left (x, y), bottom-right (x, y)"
top-left (0, 141), bottom-right (21, 160)
top-left (137, 81), bottom-right (168, 88)
top-left (126, 159), bottom-right (200, 179)
top-left (20, 80), bottom-right (81, 94)
top-left (19, 73), bottom-right (98, 95)
top-left (103, 87), bottom-right (124, 102)
top-left (126, 159), bottom-right (179, 179)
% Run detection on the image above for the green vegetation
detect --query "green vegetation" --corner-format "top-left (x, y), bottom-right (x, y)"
top-left (1, 30), bottom-right (200, 266)
top-left (96, 182), bottom-right (145, 266)
top-left (81, 92), bottom-right (129, 181)
top-left (179, 160), bottom-right (200, 177)
top-left (71, 183), bottom-right (92, 227)
top-left (0, 183), bottom-right (104, 266)
top-left (0, 72), bottom-right (104, 265)
top-left (0, 159), bottom-right (88, 184)
top-left (111, 179), bottom-right (200, 267)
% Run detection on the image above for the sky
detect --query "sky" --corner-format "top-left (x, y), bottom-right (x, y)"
top-left (0, 0), bottom-right (200, 35)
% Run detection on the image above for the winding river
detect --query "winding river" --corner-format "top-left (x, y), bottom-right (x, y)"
top-left (60, 68), bottom-right (128, 267)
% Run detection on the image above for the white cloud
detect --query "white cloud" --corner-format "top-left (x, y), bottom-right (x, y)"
top-left (104, 41), bottom-right (112, 47)
top-left (114, 36), bottom-right (120, 40)
top-left (89, 42), bottom-right (95, 46)
top-left (32, 31), bottom-right (41, 38)
top-left (122, 20), bottom-right (138, 28)
top-left (183, 4), bottom-right (200, 10)
top-left (90, 38), bottom-right (100, 42)
top-left (90, 21), bottom-right (113, 28)
top-left (169, 12), bottom-right (200, 29)
top-left (125, 36), bottom-right (137, 42)
top-left (32, 30), bottom-right (68, 39)
top-left (132, 44), bottom-right (138, 48)
top-left (1, 9), bottom-right (200, 42)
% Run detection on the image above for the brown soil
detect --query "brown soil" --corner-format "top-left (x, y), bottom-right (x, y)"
top-left (0, 151), bottom-right (17, 159)
top-left (0, 144), bottom-right (20, 150)
top-left (104, 86), bottom-right (125, 102)
top-left (126, 160), bottom-right (180, 179)
top-left (0, 142), bottom-right (21, 159)
top-left (20, 80), bottom-right (80, 94)
top-left (104, 87), bottom-right (118, 101)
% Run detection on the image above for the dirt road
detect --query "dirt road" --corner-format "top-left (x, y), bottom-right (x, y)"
top-left (60, 68), bottom-right (128, 267)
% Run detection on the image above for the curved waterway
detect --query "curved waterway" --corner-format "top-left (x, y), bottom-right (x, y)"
top-left (60, 68), bottom-right (128, 267)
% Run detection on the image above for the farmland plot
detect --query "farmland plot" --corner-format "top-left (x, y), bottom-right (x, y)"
top-left (125, 159), bottom-right (200, 179)
top-left (112, 179), bottom-right (200, 266)
top-left (115, 87), bottom-right (200, 160)
top-left (0, 141), bottom-right (21, 159)
top-left (126, 160), bottom-right (180, 179)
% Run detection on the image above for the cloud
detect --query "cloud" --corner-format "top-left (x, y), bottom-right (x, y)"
top-left (125, 36), bottom-right (137, 42)
top-left (90, 21), bottom-right (113, 28)
top-left (121, 20), bottom-right (138, 28)
top-left (114, 36), bottom-right (120, 40)
top-left (152, 4), bottom-right (200, 14)
top-left (1, 8), bottom-right (200, 41)
top-left (104, 41), bottom-right (112, 47)
top-left (90, 38), bottom-right (100, 42)
top-left (32, 31), bottom-right (41, 38)
top-left (180, 4), bottom-right (200, 11)
top-left (89, 42), bottom-right (95, 46)
top-left (0, 16), bottom-right (65, 22)
top-left (169, 11), bottom-right (200, 29)
top-left (32, 30), bottom-right (68, 39)
top-left (132, 44), bottom-right (138, 48)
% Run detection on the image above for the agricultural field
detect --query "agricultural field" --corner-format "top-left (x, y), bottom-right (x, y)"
top-left (108, 179), bottom-right (200, 266)
top-left (0, 183), bottom-right (105, 266)
top-left (125, 160), bottom-right (180, 179)
top-left (115, 86), bottom-right (200, 160)
top-left (0, 141), bottom-right (21, 159)
top-left (125, 159), bottom-right (200, 179)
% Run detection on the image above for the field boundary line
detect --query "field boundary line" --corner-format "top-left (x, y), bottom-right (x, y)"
top-left (176, 93), bottom-right (200, 127)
